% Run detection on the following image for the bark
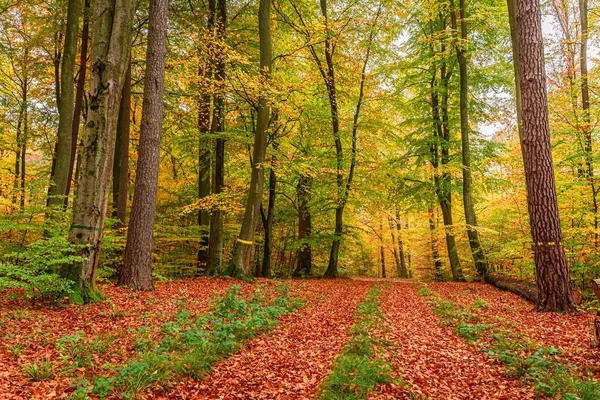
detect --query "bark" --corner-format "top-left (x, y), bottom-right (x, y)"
top-left (507, 0), bottom-right (523, 143)
top-left (120, 0), bottom-right (168, 291)
top-left (396, 211), bottom-right (408, 277)
top-left (207, 0), bottom-right (227, 275)
top-left (66, 0), bottom-right (91, 206)
top-left (450, 0), bottom-right (488, 277)
top-left (380, 220), bottom-right (386, 278)
top-left (227, 0), bottom-right (272, 278)
top-left (48, 0), bottom-right (80, 207)
top-left (112, 60), bottom-right (131, 227)
top-left (485, 273), bottom-right (538, 304)
top-left (65, 0), bottom-right (136, 304)
top-left (20, 93), bottom-right (28, 211)
top-left (261, 163), bottom-right (276, 278)
top-left (430, 51), bottom-right (464, 281)
top-left (429, 208), bottom-right (443, 280)
top-left (388, 216), bottom-right (402, 277)
top-left (197, 0), bottom-right (215, 274)
top-left (293, 175), bottom-right (313, 277)
top-left (516, 0), bottom-right (576, 312)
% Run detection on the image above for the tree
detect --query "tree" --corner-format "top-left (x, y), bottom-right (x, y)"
top-left (450, 0), bottom-right (488, 278)
top-left (516, 0), bottom-right (576, 312)
top-left (47, 0), bottom-right (80, 207)
top-left (64, 0), bottom-right (136, 303)
top-left (112, 60), bottom-right (131, 227)
top-left (226, 0), bottom-right (272, 278)
top-left (120, 0), bottom-right (168, 291)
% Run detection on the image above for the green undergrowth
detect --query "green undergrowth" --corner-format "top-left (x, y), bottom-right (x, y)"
top-left (319, 285), bottom-right (394, 400)
top-left (418, 284), bottom-right (600, 399)
top-left (66, 283), bottom-right (304, 399)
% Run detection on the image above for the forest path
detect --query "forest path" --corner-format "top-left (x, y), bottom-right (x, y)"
top-left (371, 281), bottom-right (535, 399)
top-left (165, 279), bottom-right (371, 399)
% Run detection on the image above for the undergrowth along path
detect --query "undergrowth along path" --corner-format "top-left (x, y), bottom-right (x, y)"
top-left (371, 281), bottom-right (534, 399)
top-left (167, 279), bottom-right (371, 399)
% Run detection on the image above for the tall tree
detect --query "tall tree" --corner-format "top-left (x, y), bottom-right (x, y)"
top-left (207, 0), bottom-right (227, 275)
top-left (47, 0), bottom-right (80, 207)
top-left (293, 174), bottom-right (313, 277)
top-left (64, 0), bottom-right (136, 303)
top-left (450, 0), bottom-right (488, 277)
top-left (516, 0), bottom-right (576, 312)
top-left (120, 0), bottom-right (168, 291)
top-left (65, 0), bottom-right (91, 206)
top-left (227, 0), bottom-right (272, 278)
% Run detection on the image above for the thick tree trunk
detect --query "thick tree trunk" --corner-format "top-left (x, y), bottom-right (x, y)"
top-left (516, 0), bottom-right (576, 312)
top-left (207, 0), bottom-right (227, 275)
top-left (120, 0), bottom-right (168, 291)
top-left (450, 0), bottom-right (488, 278)
top-left (66, 0), bottom-right (91, 207)
top-left (396, 212), bottom-right (408, 277)
top-left (227, 0), bottom-right (272, 278)
top-left (112, 60), bottom-right (131, 227)
top-left (293, 175), bottom-right (313, 277)
top-left (65, 0), bottom-right (136, 304)
top-left (48, 0), bottom-right (80, 207)
top-left (388, 216), bottom-right (402, 277)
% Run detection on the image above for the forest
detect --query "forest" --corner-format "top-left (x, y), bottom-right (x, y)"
top-left (2, 0), bottom-right (600, 397)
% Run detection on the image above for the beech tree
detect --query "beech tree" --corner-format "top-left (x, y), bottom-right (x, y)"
top-left (64, 0), bottom-right (136, 303)
top-left (226, 0), bottom-right (272, 278)
top-left (516, 0), bottom-right (576, 312)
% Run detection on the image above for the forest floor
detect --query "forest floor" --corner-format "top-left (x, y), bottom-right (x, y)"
top-left (1, 277), bottom-right (600, 399)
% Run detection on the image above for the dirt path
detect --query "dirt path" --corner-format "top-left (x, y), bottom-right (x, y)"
top-left (371, 281), bottom-right (534, 399)
top-left (165, 280), bottom-right (371, 399)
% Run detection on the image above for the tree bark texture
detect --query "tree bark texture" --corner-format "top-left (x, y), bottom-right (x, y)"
top-left (485, 273), bottom-right (539, 304)
top-left (516, 0), bottom-right (576, 312)
top-left (261, 164), bottom-right (276, 278)
top-left (228, 0), bottom-right (272, 278)
top-left (66, 0), bottom-right (136, 303)
top-left (207, 0), bottom-right (227, 275)
top-left (120, 0), bottom-right (168, 291)
top-left (66, 0), bottom-right (91, 207)
top-left (48, 0), bottom-right (80, 207)
top-left (112, 60), bottom-right (131, 227)
top-left (293, 175), bottom-right (313, 276)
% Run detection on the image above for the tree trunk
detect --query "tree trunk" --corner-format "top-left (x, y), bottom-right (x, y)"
top-left (516, 0), bottom-right (576, 312)
top-left (227, 0), bottom-right (272, 279)
top-left (293, 175), bottom-right (313, 277)
top-left (450, 0), bottom-right (488, 278)
top-left (65, 0), bottom-right (136, 304)
top-left (120, 0), bottom-right (168, 291)
top-left (207, 0), bottom-right (227, 275)
top-left (261, 164), bottom-right (276, 278)
top-left (112, 60), bottom-right (131, 227)
top-left (197, 0), bottom-right (215, 274)
top-left (507, 0), bottom-right (523, 144)
top-left (396, 212), bottom-right (408, 277)
top-left (429, 208), bottom-right (443, 280)
top-left (48, 0), bottom-right (80, 207)
top-left (579, 0), bottom-right (598, 246)
top-left (20, 94), bottom-right (28, 211)
top-left (388, 216), bottom-right (402, 277)
top-left (66, 0), bottom-right (91, 207)
top-left (485, 273), bottom-right (539, 304)
top-left (380, 219), bottom-right (386, 278)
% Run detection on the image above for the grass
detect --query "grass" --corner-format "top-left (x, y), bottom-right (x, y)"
top-left (319, 285), bottom-right (393, 400)
top-left (71, 283), bottom-right (304, 399)
top-left (24, 359), bottom-right (52, 381)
